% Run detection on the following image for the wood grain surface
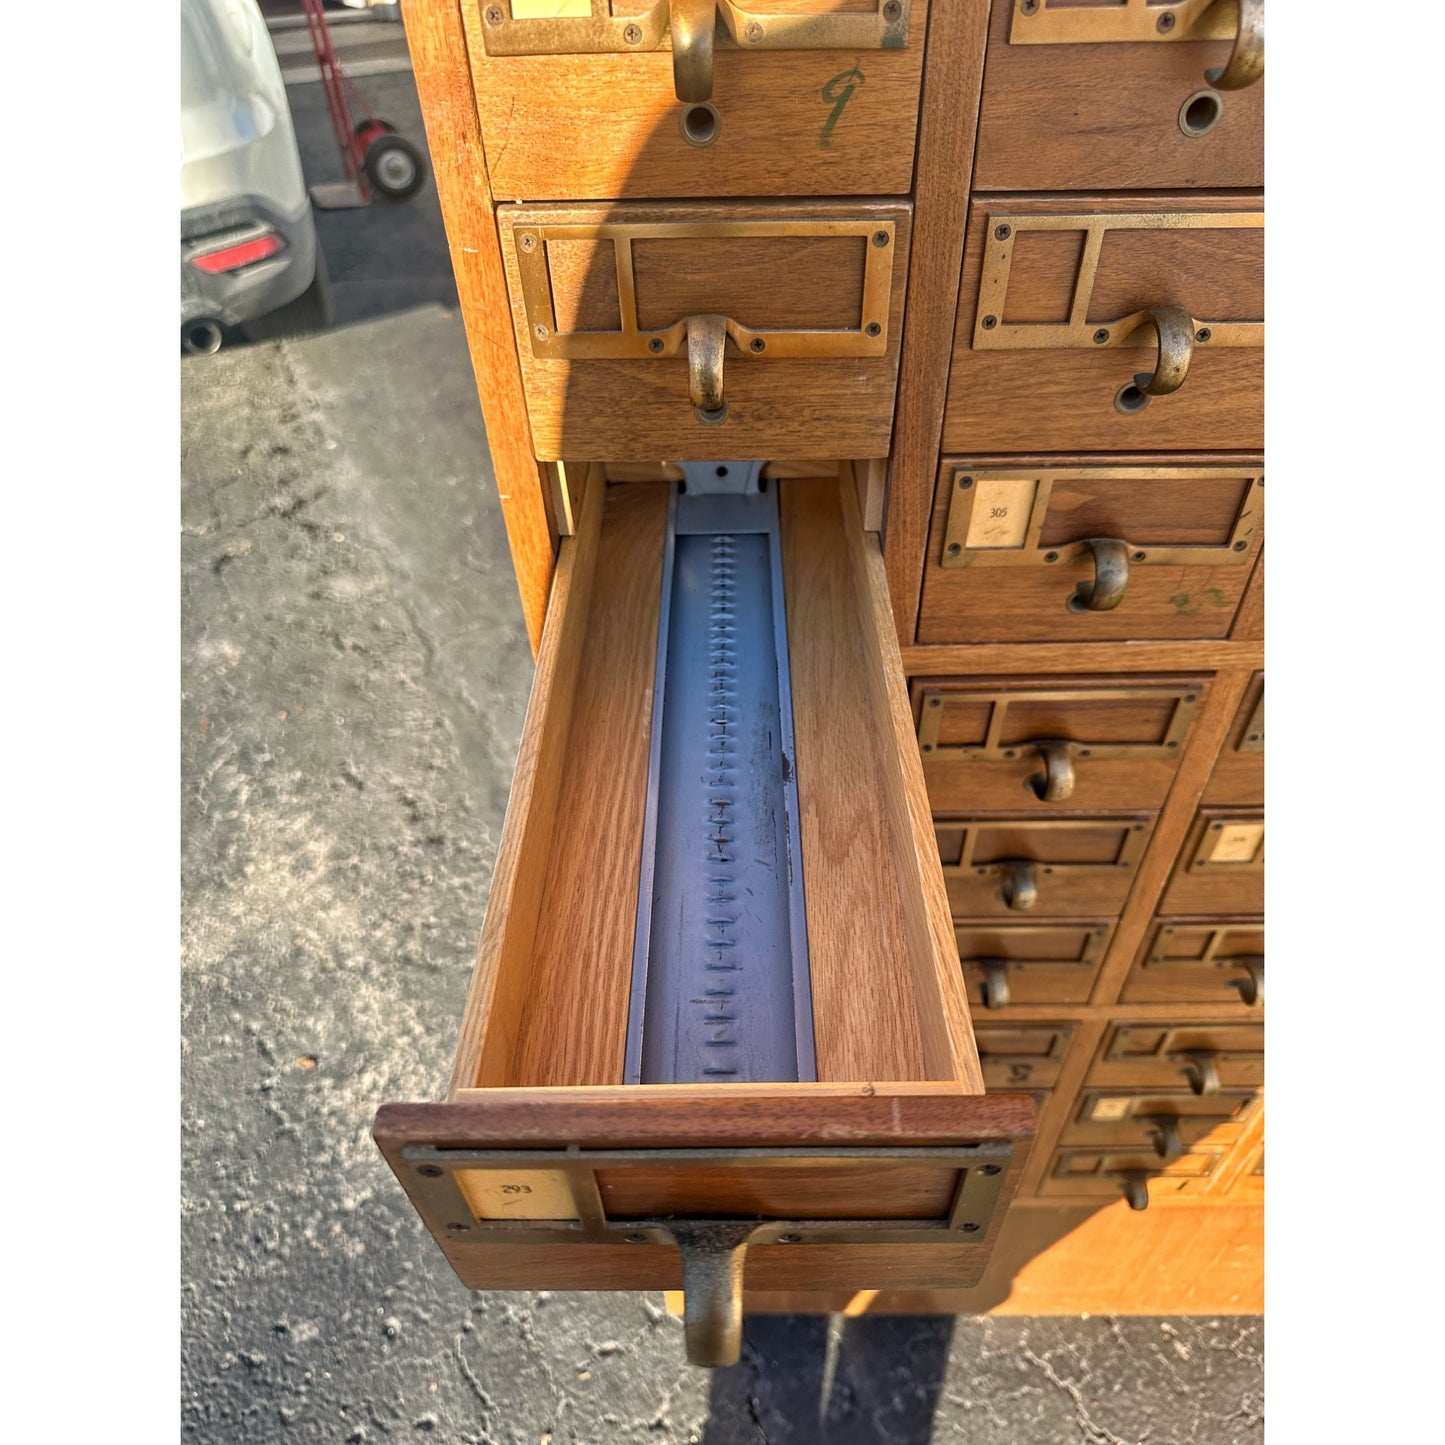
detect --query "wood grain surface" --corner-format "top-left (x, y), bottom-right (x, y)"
top-left (975, 0), bottom-right (1263, 192)
top-left (401, 0), bottom-right (555, 652)
top-left (466, 1), bottom-right (928, 201)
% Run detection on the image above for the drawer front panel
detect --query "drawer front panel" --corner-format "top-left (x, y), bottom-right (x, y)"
top-left (1161, 810), bottom-right (1264, 915)
top-left (976, 0), bottom-right (1263, 192)
top-left (956, 921), bottom-right (1112, 1010)
top-left (1121, 918), bottom-right (1264, 1007)
top-left (915, 677), bottom-right (1203, 811)
top-left (943, 196), bottom-right (1263, 453)
top-left (973, 1022), bottom-right (1074, 1091)
top-left (919, 462), bottom-right (1261, 644)
top-left (1040, 1145), bottom-right (1223, 1201)
top-left (499, 203), bottom-right (911, 460)
top-left (1089, 1021), bottom-right (1264, 1093)
top-left (1061, 1088), bottom-right (1259, 1153)
top-left (1201, 673), bottom-right (1264, 805)
top-left (938, 816), bottom-right (1154, 918)
top-left (469, 1), bottom-right (927, 202)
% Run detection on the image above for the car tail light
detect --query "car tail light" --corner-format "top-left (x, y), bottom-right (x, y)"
top-left (190, 231), bottom-right (285, 274)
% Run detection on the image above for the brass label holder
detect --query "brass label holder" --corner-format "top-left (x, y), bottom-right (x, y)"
top-left (971, 211), bottom-right (1264, 354)
top-left (478, 1), bottom-right (911, 59)
top-left (1009, 0), bottom-right (1235, 47)
top-left (395, 1139), bottom-right (1009, 1367)
top-left (940, 468), bottom-right (1262, 570)
top-left (1188, 816), bottom-right (1264, 872)
top-left (917, 684), bottom-right (1201, 763)
top-left (512, 218), bottom-right (895, 362)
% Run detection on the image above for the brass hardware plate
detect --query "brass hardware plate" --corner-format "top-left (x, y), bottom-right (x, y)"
top-left (1009, 0), bottom-right (1235, 47)
top-left (478, 1), bottom-right (911, 58)
top-left (956, 923), bottom-right (1110, 973)
top-left (1237, 688), bottom-right (1264, 753)
top-left (971, 211), bottom-right (1264, 353)
top-left (511, 218), bottom-right (896, 361)
top-left (1145, 921), bottom-right (1264, 972)
top-left (917, 685), bottom-right (1200, 763)
top-left (1077, 1090), bottom-right (1260, 1127)
top-left (940, 467), bottom-right (1262, 570)
top-left (397, 1140), bottom-right (1011, 1247)
top-left (1189, 817), bottom-right (1264, 871)
top-left (1102, 1022), bottom-right (1264, 1067)
top-left (1050, 1146), bottom-right (1223, 1180)
top-left (936, 818), bottom-right (1152, 880)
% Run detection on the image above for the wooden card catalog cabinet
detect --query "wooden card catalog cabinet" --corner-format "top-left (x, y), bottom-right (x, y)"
top-left (384, 0), bottom-right (1267, 1352)
top-left (467, 0), bottom-right (927, 199)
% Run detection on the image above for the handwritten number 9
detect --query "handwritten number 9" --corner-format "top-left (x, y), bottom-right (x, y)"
top-left (820, 66), bottom-right (865, 149)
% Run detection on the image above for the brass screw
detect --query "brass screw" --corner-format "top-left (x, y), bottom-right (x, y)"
top-left (958, 476), bottom-right (973, 489)
top-left (872, 230), bottom-right (891, 247)
top-left (445, 1223), bottom-right (468, 1233)
top-left (484, 5), bottom-right (503, 25)
top-left (1021, 0), bottom-right (1040, 15)
top-left (929, 697), bottom-right (941, 707)
top-left (866, 321), bottom-right (882, 337)
top-left (883, 1), bottom-right (903, 22)
top-left (994, 224), bottom-right (1011, 241)
top-left (1233, 540), bottom-right (1248, 552)
top-left (778, 1233), bottom-right (802, 1244)
top-left (980, 1165), bottom-right (1002, 1177)
top-left (1196, 327), bottom-right (1212, 343)
top-left (624, 23), bottom-right (643, 44)
top-left (648, 337), bottom-right (664, 353)
top-left (982, 315), bottom-right (998, 330)
top-left (417, 1165), bottom-right (443, 1178)
top-left (1157, 12), bottom-right (1177, 33)
top-left (750, 337), bottom-right (766, 353)
top-left (1133, 550), bottom-right (1146, 561)
top-left (518, 233), bottom-right (536, 253)
top-left (745, 21), bottom-right (764, 42)
top-left (961, 1222), bottom-right (980, 1233)
top-left (534, 323), bottom-right (550, 341)
top-left (1093, 328), bottom-right (1110, 344)
top-left (1044, 551), bottom-right (1059, 562)
top-left (947, 542), bottom-right (963, 555)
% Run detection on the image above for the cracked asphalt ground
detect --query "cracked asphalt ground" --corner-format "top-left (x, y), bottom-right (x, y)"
top-left (180, 61), bottom-right (1263, 1445)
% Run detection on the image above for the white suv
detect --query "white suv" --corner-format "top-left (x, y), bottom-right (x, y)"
top-left (181, 0), bottom-right (331, 353)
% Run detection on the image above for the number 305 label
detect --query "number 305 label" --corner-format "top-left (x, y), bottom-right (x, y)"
top-left (964, 477), bottom-right (1038, 549)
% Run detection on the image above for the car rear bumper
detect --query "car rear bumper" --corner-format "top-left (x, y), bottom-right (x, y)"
top-left (181, 193), bottom-right (317, 328)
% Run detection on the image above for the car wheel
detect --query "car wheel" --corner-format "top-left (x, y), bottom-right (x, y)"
top-left (364, 133), bottom-right (426, 201)
top-left (241, 240), bottom-right (335, 342)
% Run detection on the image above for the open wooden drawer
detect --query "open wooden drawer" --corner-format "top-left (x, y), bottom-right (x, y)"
top-left (374, 468), bottom-right (1035, 1366)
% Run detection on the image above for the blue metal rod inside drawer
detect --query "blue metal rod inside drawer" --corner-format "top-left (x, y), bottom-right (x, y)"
top-left (623, 462), bottom-right (816, 1085)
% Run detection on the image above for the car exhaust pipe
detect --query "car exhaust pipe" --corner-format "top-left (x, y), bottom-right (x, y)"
top-left (182, 319), bottom-right (223, 356)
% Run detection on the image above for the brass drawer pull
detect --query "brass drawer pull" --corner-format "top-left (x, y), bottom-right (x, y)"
top-left (1207, 0), bottom-right (1265, 91)
top-left (980, 959), bottom-right (1011, 1010)
top-left (1179, 1050), bottom-right (1222, 1096)
top-left (1029, 741), bottom-right (1076, 802)
top-left (1231, 958), bottom-right (1264, 1007)
top-left (1070, 538), bottom-right (1130, 612)
top-left (1144, 1116), bottom-right (1184, 1162)
top-left (1134, 304), bottom-right (1195, 397)
top-left (1119, 1173), bottom-right (1151, 1212)
top-left (1000, 861), bottom-right (1039, 912)
top-left (686, 313), bottom-right (729, 419)
top-left (670, 0), bottom-right (716, 102)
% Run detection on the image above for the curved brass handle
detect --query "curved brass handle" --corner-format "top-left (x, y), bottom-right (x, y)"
top-left (980, 959), bottom-right (1011, 1010)
top-left (686, 313), bottom-right (728, 417)
top-left (1119, 1174), bottom-right (1151, 1212)
top-left (1029, 741), bottom-right (1076, 802)
top-left (670, 0), bottom-right (716, 103)
top-left (1000, 861), bottom-right (1038, 913)
top-left (1134, 305), bottom-right (1195, 396)
top-left (670, 1221), bottom-right (754, 1367)
top-left (1071, 538), bottom-right (1130, 612)
top-left (1180, 1050), bottom-right (1222, 1097)
top-left (1145, 1116), bottom-right (1184, 1162)
top-left (1206, 0), bottom-right (1264, 91)
top-left (1232, 958), bottom-right (1264, 1007)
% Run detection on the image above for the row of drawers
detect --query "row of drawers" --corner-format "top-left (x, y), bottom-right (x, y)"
top-left (465, 1), bottom-right (1263, 200)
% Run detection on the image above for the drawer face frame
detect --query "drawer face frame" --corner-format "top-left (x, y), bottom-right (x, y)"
top-left (514, 217), bottom-right (897, 363)
top-left (1089, 1021), bottom-right (1264, 1093)
top-left (956, 921), bottom-right (1111, 1009)
top-left (970, 210), bottom-right (1263, 355)
top-left (1064, 1088), bottom-right (1260, 1151)
top-left (938, 466), bottom-right (1261, 572)
top-left (974, 1022), bottom-right (1074, 1089)
top-left (477, 1), bottom-right (913, 59)
top-left (1122, 917), bottom-right (1264, 1006)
